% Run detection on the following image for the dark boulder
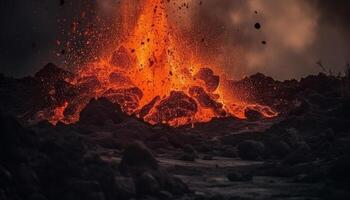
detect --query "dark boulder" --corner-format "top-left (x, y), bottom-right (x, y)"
top-left (114, 177), bottom-right (136, 198)
top-left (102, 87), bottom-right (143, 115)
top-left (179, 153), bottom-right (196, 161)
top-left (227, 171), bottom-right (252, 182)
top-left (237, 140), bottom-right (265, 160)
top-left (119, 141), bottom-right (190, 196)
top-left (0, 111), bottom-right (36, 162)
top-left (300, 73), bottom-right (341, 94)
top-left (79, 98), bottom-right (126, 126)
top-left (132, 168), bottom-right (190, 196)
top-left (244, 109), bottom-right (263, 121)
top-left (134, 171), bottom-right (160, 195)
top-left (189, 86), bottom-right (226, 117)
top-left (183, 144), bottom-right (197, 155)
top-left (282, 143), bottom-right (312, 165)
top-left (194, 68), bottom-right (220, 92)
top-left (155, 169), bottom-right (190, 196)
top-left (328, 155), bottom-right (350, 183)
top-left (119, 141), bottom-right (159, 176)
top-left (34, 63), bottom-right (74, 84)
top-left (202, 155), bottom-right (214, 160)
top-left (144, 91), bottom-right (198, 126)
top-left (331, 98), bottom-right (350, 119)
top-left (220, 147), bottom-right (238, 158)
top-left (264, 136), bottom-right (291, 159)
top-left (178, 144), bottom-right (199, 161)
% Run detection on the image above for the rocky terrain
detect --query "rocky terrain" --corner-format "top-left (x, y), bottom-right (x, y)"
top-left (1, 63), bottom-right (350, 200)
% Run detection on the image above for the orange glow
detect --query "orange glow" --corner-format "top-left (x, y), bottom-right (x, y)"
top-left (45, 0), bottom-right (278, 127)
top-left (37, 101), bottom-right (69, 125)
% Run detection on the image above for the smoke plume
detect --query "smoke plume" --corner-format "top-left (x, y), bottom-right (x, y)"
top-left (1, 0), bottom-right (350, 80)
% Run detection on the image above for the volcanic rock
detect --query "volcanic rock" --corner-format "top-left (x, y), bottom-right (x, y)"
top-left (119, 141), bottom-right (190, 196)
top-left (76, 76), bottom-right (101, 94)
top-left (331, 97), bottom-right (350, 119)
top-left (254, 22), bottom-right (261, 29)
top-left (79, 98), bottom-right (126, 126)
top-left (0, 74), bottom-right (50, 120)
top-left (145, 91), bottom-right (198, 126)
top-left (114, 177), bottom-right (136, 198)
top-left (202, 155), bottom-right (214, 160)
top-left (103, 87), bottom-right (143, 114)
top-left (179, 153), bottom-right (196, 162)
top-left (264, 136), bottom-right (291, 159)
top-left (138, 96), bottom-right (161, 118)
top-left (237, 140), bottom-right (265, 160)
top-left (220, 147), bottom-right (238, 158)
top-left (30, 64), bottom-right (80, 121)
top-left (134, 171), bottom-right (160, 194)
top-left (195, 68), bottom-right (220, 92)
top-left (119, 141), bottom-right (159, 176)
top-left (227, 171), bottom-right (252, 182)
top-left (110, 46), bottom-right (134, 70)
top-left (53, 79), bottom-right (76, 102)
top-left (220, 131), bottom-right (263, 146)
top-left (0, 112), bottom-right (36, 162)
top-left (183, 144), bottom-right (197, 154)
top-left (178, 144), bottom-right (199, 161)
top-left (60, 77), bottom-right (101, 118)
top-left (283, 128), bottom-right (306, 148)
top-left (300, 73), bottom-right (341, 94)
top-left (328, 155), bottom-right (350, 183)
top-left (189, 86), bottom-right (226, 117)
top-left (4, 62), bottom-right (350, 199)
top-left (244, 73), bottom-right (276, 87)
top-left (34, 63), bottom-right (74, 83)
top-left (282, 143), bottom-right (312, 165)
top-left (109, 72), bottom-right (134, 87)
top-left (145, 135), bottom-right (170, 150)
top-left (244, 109), bottom-right (263, 121)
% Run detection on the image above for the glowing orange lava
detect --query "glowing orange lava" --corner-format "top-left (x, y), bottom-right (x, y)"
top-left (44, 0), bottom-right (277, 127)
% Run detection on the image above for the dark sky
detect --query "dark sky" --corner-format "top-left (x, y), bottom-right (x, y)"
top-left (0, 0), bottom-right (62, 76)
top-left (0, 0), bottom-right (96, 77)
top-left (0, 0), bottom-right (350, 80)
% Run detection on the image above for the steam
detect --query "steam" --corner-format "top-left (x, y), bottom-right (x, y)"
top-left (184, 0), bottom-right (350, 79)
top-left (99, 0), bottom-right (349, 80)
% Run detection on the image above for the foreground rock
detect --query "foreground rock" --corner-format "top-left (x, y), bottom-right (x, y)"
top-left (237, 140), bottom-right (265, 160)
top-left (119, 141), bottom-right (159, 175)
top-left (0, 112), bottom-right (135, 200)
top-left (120, 141), bottom-right (190, 197)
top-left (79, 98), bottom-right (126, 126)
top-left (178, 144), bottom-right (198, 161)
top-left (2, 63), bottom-right (350, 199)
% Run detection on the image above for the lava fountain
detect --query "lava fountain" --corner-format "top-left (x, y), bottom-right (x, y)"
top-left (44, 0), bottom-right (277, 127)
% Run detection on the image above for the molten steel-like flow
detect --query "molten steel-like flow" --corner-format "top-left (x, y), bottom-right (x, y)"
top-left (44, 0), bottom-right (277, 127)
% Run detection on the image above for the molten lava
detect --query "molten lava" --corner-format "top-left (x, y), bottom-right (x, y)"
top-left (43, 0), bottom-right (277, 127)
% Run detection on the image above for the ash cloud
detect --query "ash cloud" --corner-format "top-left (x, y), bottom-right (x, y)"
top-left (1, 0), bottom-right (350, 80)
top-left (185, 0), bottom-right (350, 80)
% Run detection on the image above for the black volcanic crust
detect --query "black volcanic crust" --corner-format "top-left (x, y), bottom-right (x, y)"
top-left (79, 98), bottom-right (126, 126)
top-left (0, 63), bottom-right (347, 123)
top-left (1, 63), bottom-right (350, 199)
top-left (34, 63), bottom-right (74, 83)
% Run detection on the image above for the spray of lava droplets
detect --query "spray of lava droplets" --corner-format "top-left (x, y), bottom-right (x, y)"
top-left (45, 0), bottom-right (277, 127)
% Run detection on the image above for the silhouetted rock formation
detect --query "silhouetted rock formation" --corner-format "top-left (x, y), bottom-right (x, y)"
top-left (1, 63), bottom-right (350, 199)
top-left (79, 98), bottom-right (126, 126)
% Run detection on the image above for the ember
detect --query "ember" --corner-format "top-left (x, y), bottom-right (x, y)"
top-left (41, 0), bottom-right (278, 126)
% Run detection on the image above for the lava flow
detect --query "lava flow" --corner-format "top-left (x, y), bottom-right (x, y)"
top-left (44, 0), bottom-right (277, 127)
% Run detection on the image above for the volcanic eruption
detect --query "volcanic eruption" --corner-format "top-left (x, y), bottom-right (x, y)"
top-left (41, 0), bottom-right (277, 127)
